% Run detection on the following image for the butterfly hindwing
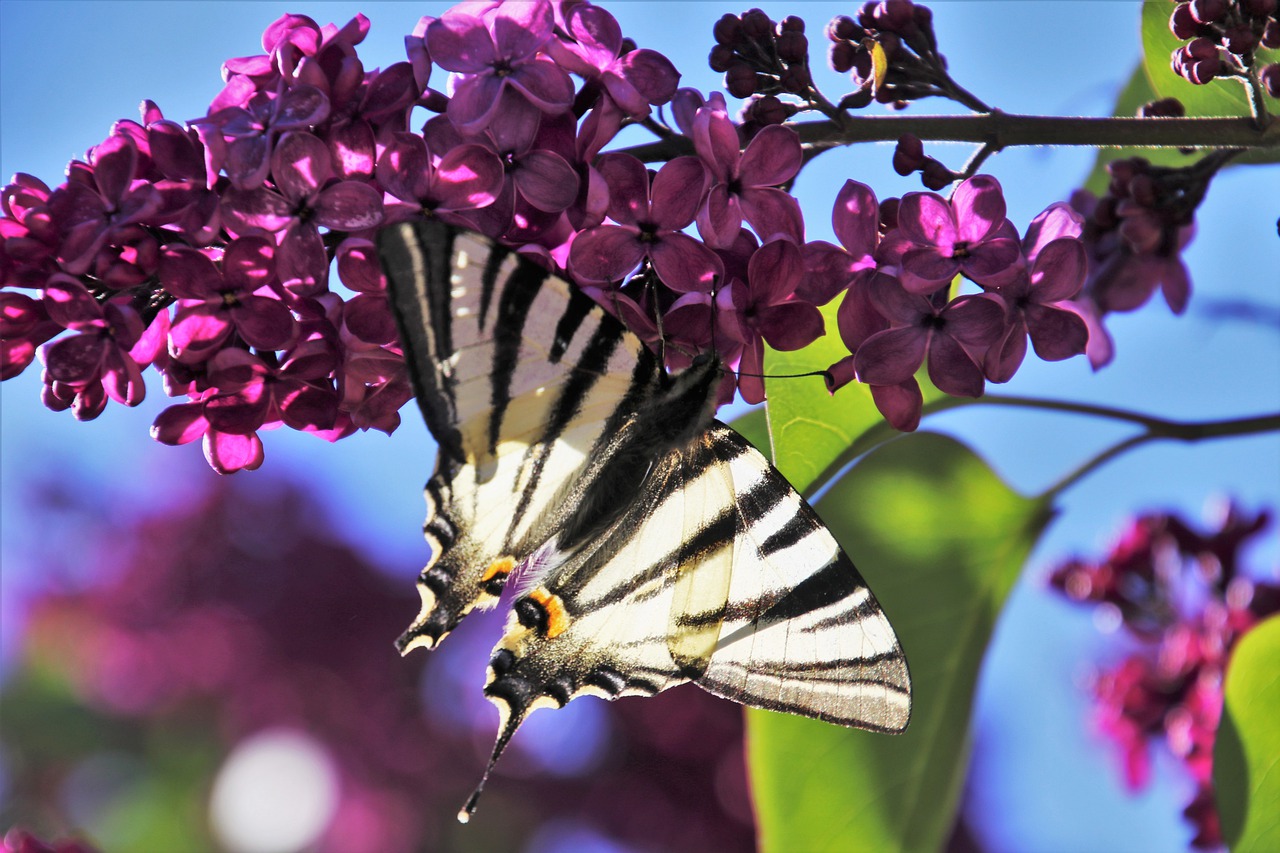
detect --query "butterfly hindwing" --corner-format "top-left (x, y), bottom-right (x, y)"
top-left (469, 423), bottom-right (910, 814)
top-left (378, 221), bottom-right (658, 651)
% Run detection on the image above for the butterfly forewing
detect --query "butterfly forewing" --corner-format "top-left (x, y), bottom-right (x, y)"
top-left (378, 221), bottom-right (653, 651)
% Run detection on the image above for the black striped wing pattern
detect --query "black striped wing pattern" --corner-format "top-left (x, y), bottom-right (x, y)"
top-left (376, 220), bottom-right (911, 821)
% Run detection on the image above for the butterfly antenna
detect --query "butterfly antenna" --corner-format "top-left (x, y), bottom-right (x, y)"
top-left (457, 689), bottom-right (529, 823)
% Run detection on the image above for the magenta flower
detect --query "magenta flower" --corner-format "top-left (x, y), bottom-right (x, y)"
top-left (427, 1), bottom-right (574, 131)
top-left (221, 131), bottom-right (383, 293)
top-left (39, 275), bottom-right (147, 412)
top-left (449, 89), bottom-right (580, 239)
top-left (336, 237), bottom-right (397, 347)
top-left (203, 85), bottom-right (331, 190)
top-left (338, 341), bottom-right (413, 434)
top-left (801, 180), bottom-right (882, 305)
top-left (568, 153), bottom-right (720, 293)
top-left (892, 174), bottom-right (1021, 293)
top-left (693, 104), bottom-right (804, 248)
top-left (546, 3), bottom-right (679, 119)
top-left (152, 344), bottom-right (339, 473)
top-left (984, 208), bottom-right (1089, 382)
top-left (854, 275), bottom-right (1006, 398)
top-left (160, 238), bottom-right (294, 364)
top-left (0, 291), bottom-right (61, 379)
top-left (718, 239), bottom-right (824, 404)
top-left (376, 130), bottom-right (504, 225)
top-left (45, 135), bottom-right (162, 276)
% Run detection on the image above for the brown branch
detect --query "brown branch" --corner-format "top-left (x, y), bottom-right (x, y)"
top-left (619, 113), bottom-right (1280, 162)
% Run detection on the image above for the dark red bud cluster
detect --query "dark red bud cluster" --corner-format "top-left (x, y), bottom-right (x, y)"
top-left (891, 133), bottom-right (959, 189)
top-left (825, 1), bottom-right (949, 109)
top-left (1169, 0), bottom-right (1279, 85)
top-left (708, 8), bottom-right (813, 99)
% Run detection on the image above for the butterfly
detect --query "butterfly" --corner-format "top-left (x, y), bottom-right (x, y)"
top-left (376, 220), bottom-right (911, 822)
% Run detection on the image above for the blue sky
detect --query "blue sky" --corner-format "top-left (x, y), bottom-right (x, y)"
top-left (1, 2), bottom-right (1278, 850)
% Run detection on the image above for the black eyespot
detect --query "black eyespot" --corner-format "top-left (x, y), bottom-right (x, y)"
top-left (489, 648), bottom-right (515, 679)
top-left (515, 596), bottom-right (548, 635)
top-left (481, 572), bottom-right (508, 597)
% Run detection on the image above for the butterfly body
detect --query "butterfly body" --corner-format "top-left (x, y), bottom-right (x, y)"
top-left (376, 220), bottom-right (911, 821)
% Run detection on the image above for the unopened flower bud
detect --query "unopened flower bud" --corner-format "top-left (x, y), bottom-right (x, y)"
top-left (709, 44), bottom-right (736, 73)
top-left (1140, 97), bottom-right (1186, 117)
top-left (1169, 3), bottom-right (1199, 40)
top-left (725, 62), bottom-right (759, 98)
top-left (714, 14), bottom-right (742, 45)
top-left (779, 15), bottom-right (805, 33)
top-left (920, 158), bottom-right (954, 190)
top-left (745, 94), bottom-right (791, 125)
top-left (1264, 20), bottom-right (1280, 48)
top-left (779, 65), bottom-right (810, 94)
top-left (827, 15), bottom-right (863, 41)
top-left (892, 133), bottom-right (925, 175)
top-left (879, 197), bottom-right (899, 231)
top-left (1223, 26), bottom-right (1258, 54)
top-left (741, 8), bottom-right (773, 41)
top-left (1262, 63), bottom-right (1280, 98)
top-left (1189, 0), bottom-right (1227, 24)
top-left (1187, 36), bottom-right (1218, 60)
top-left (839, 89), bottom-right (874, 109)
top-left (776, 30), bottom-right (809, 64)
top-left (830, 39), bottom-right (858, 72)
top-left (1188, 57), bottom-right (1220, 84)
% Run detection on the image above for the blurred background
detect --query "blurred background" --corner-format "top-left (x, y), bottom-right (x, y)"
top-left (1, 2), bottom-right (1277, 851)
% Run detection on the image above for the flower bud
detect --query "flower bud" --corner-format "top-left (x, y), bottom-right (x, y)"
top-left (776, 30), bottom-right (809, 64)
top-left (839, 89), bottom-right (874, 109)
top-left (714, 14), bottom-right (742, 46)
top-left (1140, 97), bottom-right (1186, 117)
top-left (1169, 3), bottom-right (1199, 40)
top-left (1264, 20), bottom-right (1280, 48)
top-left (1223, 26), bottom-right (1258, 54)
top-left (830, 40), bottom-right (858, 72)
top-left (779, 15), bottom-right (805, 33)
top-left (709, 44), bottom-right (736, 73)
top-left (725, 62), bottom-right (759, 98)
top-left (892, 133), bottom-right (925, 175)
top-left (1189, 0), bottom-right (1226, 24)
top-left (745, 94), bottom-right (791, 125)
top-left (827, 15), bottom-right (863, 41)
top-left (779, 65), bottom-right (810, 94)
top-left (1262, 63), bottom-right (1280, 98)
top-left (920, 158), bottom-right (954, 191)
top-left (879, 197), bottom-right (899, 231)
top-left (740, 8), bottom-right (773, 41)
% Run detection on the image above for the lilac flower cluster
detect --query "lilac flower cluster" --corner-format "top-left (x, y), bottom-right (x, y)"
top-left (1062, 152), bottom-right (1219, 370)
top-left (1, 1), bottom-right (1096, 472)
top-left (814, 176), bottom-right (1088, 429)
top-left (1049, 504), bottom-right (1279, 849)
top-left (1169, 0), bottom-right (1279, 90)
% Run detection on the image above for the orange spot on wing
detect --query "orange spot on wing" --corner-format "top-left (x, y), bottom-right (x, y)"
top-left (529, 587), bottom-right (570, 639)
top-left (482, 556), bottom-right (516, 583)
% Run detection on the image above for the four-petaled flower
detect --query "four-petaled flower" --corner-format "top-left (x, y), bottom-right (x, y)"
top-left (427, 1), bottom-right (574, 131)
top-left (569, 153), bottom-right (721, 294)
top-left (718, 239), bottom-right (824, 404)
top-left (890, 174), bottom-right (1021, 293)
top-left (160, 237), bottom-right (295, 364)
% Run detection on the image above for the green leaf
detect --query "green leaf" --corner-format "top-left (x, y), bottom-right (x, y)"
top-left (748, 433), bottom-right (1055, 853)
top-left (1139, 0), bottom-right (1279, 164)
top-left (762, 300), bottom-right (884, 490)
top-left (728, 405), bottom-right (771, 458)
top-left (1214, 614), bottom-right (1280, 851)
